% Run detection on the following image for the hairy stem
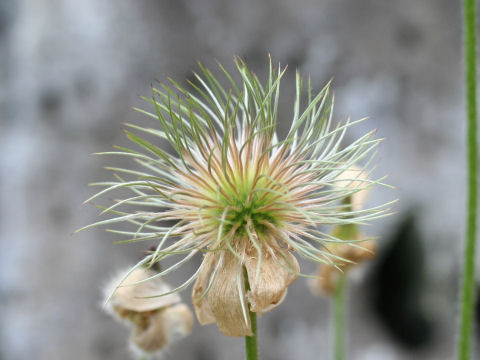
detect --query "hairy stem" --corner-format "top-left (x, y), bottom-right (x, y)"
top-left (334, 275), bottom-right (347, 360)
top-left (458, 0), bottom-right (478, 358)
top-left (244, 267), bottom-right (258, 360)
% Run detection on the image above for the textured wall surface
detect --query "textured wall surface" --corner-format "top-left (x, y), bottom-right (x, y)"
top-left (0, 0), bottom-right (474, 359)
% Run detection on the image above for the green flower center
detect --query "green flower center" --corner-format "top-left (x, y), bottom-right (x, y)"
top-left (209, 173), bottom-right (286, 239)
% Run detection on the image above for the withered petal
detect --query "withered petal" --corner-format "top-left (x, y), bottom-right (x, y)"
top-left (309, 261), bottom-right (338, 295)
top-left (162, 304), bottom-right (194, 342)
top-left (310, 238), bottom-right (377, 296)
top-left (131, 311), bottom-right (168, 353)
top-left (192, 252), bottom-right (217, 325)
top-left (245, 245), bottom-right (299, 313)
top-left (111, 268), bottom-right (180, 312)
top-left (207, 251), bottom-right (252, 337)
top-left (131, 304), bottom-right (193, 353)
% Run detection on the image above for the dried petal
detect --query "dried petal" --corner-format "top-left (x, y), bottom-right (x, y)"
top-left (309, 261), bottom-right (338, 295)
top-left (192, 253), bottom-right (217, 325)
top-left (162, 304), bottom-right (194, 342)
top-left (206, 251), bottom-right (252, 337)
top-left (245, 245), bottom-right (299, 313)
top-left (110, 268), bottom-right (180, 313)
top-left (130, 304), bottom-right (194, 354)
top-left (310, 237), bottom-right (377, 295)
top-left (131, 310), bottom-right (168, 352)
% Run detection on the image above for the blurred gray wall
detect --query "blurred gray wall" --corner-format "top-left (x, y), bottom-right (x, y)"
top-left (0, 0), bottom-right (473, 359)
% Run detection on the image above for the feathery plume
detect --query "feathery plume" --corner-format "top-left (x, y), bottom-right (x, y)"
top-left (83, 57), bottom-right (392, 336)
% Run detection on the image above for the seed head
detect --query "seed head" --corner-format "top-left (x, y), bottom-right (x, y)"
top-left (83, 57), bottom-right (392, 337)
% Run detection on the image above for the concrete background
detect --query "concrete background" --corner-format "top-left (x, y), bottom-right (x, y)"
top-left (0, 0), bottom-right (475, 359)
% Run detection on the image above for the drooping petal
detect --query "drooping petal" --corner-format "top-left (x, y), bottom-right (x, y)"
top-left (161, 304), bottom-right (194, 342)
top-left (130, 304), bottom-right (193, 354)
top-left (329, 226), bottom-right (377, 266)
top-left (191, 252), bottom-right (217, 325)
top-left (347, 239), bottom-right (376, 263)
top-left (245, 244), bottom-right (299, 313)
top-left (131, 311), bottom-right (168, 353)
top-left (109, 268), bottom-right (180, 313)
top-left (131, 304), bottom-right (193, 354)
top-left (309, 260), bottom-right (341, 295)
top-left (309, 236), bottom-right (377, 295)
top-left (206, 251), bottom-right (252, 337)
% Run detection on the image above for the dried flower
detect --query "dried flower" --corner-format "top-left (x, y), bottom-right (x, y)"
top-left (105, 267), bottom-right (194, 357)
top-left (309, 165), bottom-right (378, 295)
top-left (83, 58), bottom-right (391, 337)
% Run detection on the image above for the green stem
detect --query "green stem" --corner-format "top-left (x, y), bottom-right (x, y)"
top-left (333, 275), bottom-right (347, 360)
top-left (458, 0), bottom-right (478, 358)
top-left (244, 267), bottom-right (258, 360)
top-left (245, 309), bottom-right (258, 360)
